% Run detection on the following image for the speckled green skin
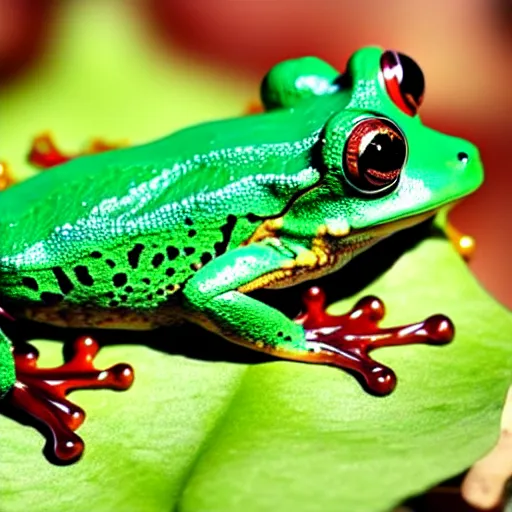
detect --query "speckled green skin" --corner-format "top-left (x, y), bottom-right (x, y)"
top-left (0, 47), bottom-right (484, 396)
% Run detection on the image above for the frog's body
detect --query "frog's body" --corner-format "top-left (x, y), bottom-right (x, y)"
top-left (0, 98), bottom-right (331, 327)
top-left (0, 47), bottom-right (484, 396)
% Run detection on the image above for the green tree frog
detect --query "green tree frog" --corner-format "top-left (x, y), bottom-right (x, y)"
top-left (0, 47), bottom-right (483, 416)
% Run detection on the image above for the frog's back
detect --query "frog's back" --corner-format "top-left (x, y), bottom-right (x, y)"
top-left (0, 95), bottom-right (340, 264)
top-left (0, 94), bottom-right (343, 319)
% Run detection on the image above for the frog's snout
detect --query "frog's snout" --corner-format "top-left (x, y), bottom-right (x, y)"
top-left (453, 141), bottom-right (484, 193)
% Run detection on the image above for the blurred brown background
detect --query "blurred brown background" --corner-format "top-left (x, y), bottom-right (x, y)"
top-left (0, 0), bottom-right (510, 309)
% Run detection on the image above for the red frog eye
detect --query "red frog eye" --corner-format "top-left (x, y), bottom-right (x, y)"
top-left (380, 51), bottom-right (425, 116)
top-left (343, 118), bottom-right (407, 195)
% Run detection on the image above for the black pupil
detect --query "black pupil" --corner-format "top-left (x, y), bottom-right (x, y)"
top-left (396, 52), bottom-right (425, 111)
top-left (359, 133), bottom-right (406, 178)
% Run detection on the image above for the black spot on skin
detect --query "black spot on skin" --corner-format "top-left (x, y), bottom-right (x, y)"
top-left (113, 273), bottom-right (128, 287)
top-left (165, 268), bottom-right (175, 277)
top-left (277, 332), bottom-right (283, 337)
top-left (128, 243), bottom-right (144, 269)
top-left (184, 247), bottom-right (195, 256)
top-left (120, 294), bottom-right (128, 302)
top-left (22, 277), bottom-right (39, 291)
top-left (109, 300), bottom-right (119, 307)
top-left (105, 259), bottom-right (116, 268)
top-left (214, 214), bottom-right (237, 256)
top-left (73, 265), bottom-right (94, 286)
top-left (40, 292), bottom-right (64, 305)
top-left (90, 251), bottom-right (102, 259)
top-left (152, 253), bottom-right (165, 268)
top-left (147, 293), bottom-right (153, 301)
top-left (166, 246), bottom-right (179, 261)
top-left (52, 267), bottom-right (74, 295)
top-left (188, 229), bottom-right (197, 238)
top-left (156, 288), bottom-right (165, 296)
top-left (105, 291), bottom-right (115, 299)
top-left (200, 252), bottom-right (213, 265)
top-left (185, 217), bottom-right (193, 226)
top-left (284, 336), bottom-right (292, 342)
top-left (125, 286), bottom-right (134, 293)
top-left (142, 278), bottom-right (151, 285)
top-left (152, 243), bottom-right (158, 249)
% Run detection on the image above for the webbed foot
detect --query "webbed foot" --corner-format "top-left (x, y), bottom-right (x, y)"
top-left (294, 287), bottom-right (454, 395)
top-left (28, 132), bottom-right (127, 169)
top-left (3, 336), bottom-right (133, 462)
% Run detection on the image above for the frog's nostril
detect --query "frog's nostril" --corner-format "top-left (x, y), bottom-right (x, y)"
top-left (457, 151), bottom-right (469, 164)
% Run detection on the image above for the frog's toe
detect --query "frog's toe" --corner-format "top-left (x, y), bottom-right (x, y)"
top-left (350, 296), bottom-right (386, 323)
top-left (445, 219), bottom-right (476, 261)
top-left (0, 161), bottom-right (19, 191)
top-left (2, 335), bottom-right (134, 463)
top-left (365, 366), bottom-right (397, 396)
top-left (294, 286), bottom-right (454, 395)
top-left (423, 314), bottom-right (455, 345)
top-left (28, 132), bottom-right (128, 169)
top-left (28, 133), bottom-right (71, 168)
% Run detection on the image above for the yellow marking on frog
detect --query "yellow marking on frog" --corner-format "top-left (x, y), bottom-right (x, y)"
top-left (237, 268), bottom-right (294, 294)
top-left (316, 219), bottom-right (351, 238)
top-left (295, 250), bottom-right (318, 267)
top-left (166, 284), bottom-right (181, 294)
top-left (282, 238), bottom-right (331, 270)
top-left (281, 258), bottom-right (296, 270)
top-left (312, 238), bottom-right (331, 266)
top-left (239, 236), bottom-right (333, 294)
top-left (241, 209), bottom-right (442, 296)
top-left (242, 217), bottom-right (284, 245)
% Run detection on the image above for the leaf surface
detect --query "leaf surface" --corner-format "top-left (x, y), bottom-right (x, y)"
top-left (0, 3), bottom-right (510, 511)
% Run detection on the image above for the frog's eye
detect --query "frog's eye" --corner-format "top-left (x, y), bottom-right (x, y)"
top-left (380, 51), bottom-right (425, 116)
top-left (343, 118), bottom-right (407, 195)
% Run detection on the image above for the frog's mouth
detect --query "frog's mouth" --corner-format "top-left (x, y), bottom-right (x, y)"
top-left (336, 206), bottom-right (443, 267)
top-left (335, 207), bottom-right (442, 260)
top-left (355, 207), bottom-right (440, 240)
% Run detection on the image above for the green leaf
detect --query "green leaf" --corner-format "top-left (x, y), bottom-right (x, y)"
top-left (0, 2), bottom-right (510, 511)
top-left (0, 236), bottom-right (510, 512)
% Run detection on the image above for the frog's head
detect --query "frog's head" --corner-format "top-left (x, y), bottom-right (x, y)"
top-left (262, 48), bottom-right (484, 231)
top-left (319, 46), bottom-right (484, 230)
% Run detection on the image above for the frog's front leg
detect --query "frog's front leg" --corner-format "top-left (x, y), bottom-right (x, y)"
top-left (183, 242), bottom-right (308, 355)
top-left (183, 242), bottom-right (375, 382)
top-left (183, 242), bottom-right (455, 395)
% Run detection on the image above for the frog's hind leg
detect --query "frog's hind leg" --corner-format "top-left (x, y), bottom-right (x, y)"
top-left (2, 335), bottom-right (134, 462)
top-left (0, 313), bottom-right (134, 463)
top-left (28, 132), bottom-right (128, 169)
